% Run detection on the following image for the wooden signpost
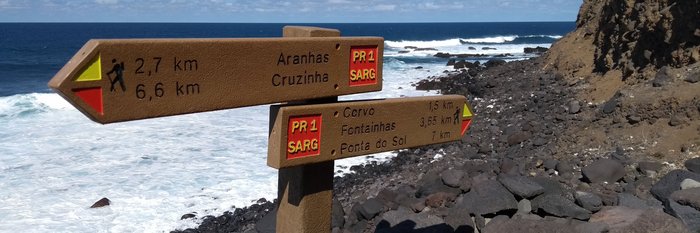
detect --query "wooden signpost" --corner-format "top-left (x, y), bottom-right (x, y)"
top-left (48, 26), bottom-right (474, 233)
top-left (268, 95), bottom-right (473, 169)
top-left (49, 35), bottom-right (383, 123)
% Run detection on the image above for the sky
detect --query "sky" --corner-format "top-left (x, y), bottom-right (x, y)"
top-left (0, 0), bottom-right (581, 23)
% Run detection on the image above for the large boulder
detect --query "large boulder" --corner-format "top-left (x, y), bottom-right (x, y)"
top-left (666, 201), bottom-right (700, 232)
top-left (671, 188), bottom-right (700, 211)
top-left (651, 170), bottom-right (700, 203)
top-left (440, 169), bottom-right (464, 188)
top-left (376, 207), bottom-right (448, 233)
top-left (581, 159), bottom-right (625, 183)
top-left (589, 206), bottom-right (690, 233)
top-left (685, 158), bottom-right (700, 174)
top-left (358, 198), bottom-right (385, 220)
top-left (575, 191), bottom-right (603, 212)
top-left (497, 174), bottom-right (545, 199)
top-left (481, 215), bottom-right (580, 233)
top-left (532, 194), bottom-right (592, 220)
top-left (455, 179), bottom-right (518, 216)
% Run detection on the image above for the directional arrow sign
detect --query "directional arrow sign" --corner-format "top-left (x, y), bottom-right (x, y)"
top-left (267, 95), bottom-right (474, 168)
top-left (48, 37), bottom-right (383, 124)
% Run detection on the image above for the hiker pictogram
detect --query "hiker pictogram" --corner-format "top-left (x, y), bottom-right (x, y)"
top-left (107, 59), bottom-right (126, 92)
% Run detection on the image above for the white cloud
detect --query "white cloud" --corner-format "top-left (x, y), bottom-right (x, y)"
top-left (416, 2), bottom-right (461, 10)
top-left (375, 4), bottom-right (396, 11)
top-left (95, 0), bottom-right (118, 4)
top-left (328, 0), bottom-right (350, 4)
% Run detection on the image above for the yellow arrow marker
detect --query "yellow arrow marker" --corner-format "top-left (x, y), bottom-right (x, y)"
top-left (463, 103), bottom-right (472, 117)
top-left (75, 56), bottom-right (101, 82)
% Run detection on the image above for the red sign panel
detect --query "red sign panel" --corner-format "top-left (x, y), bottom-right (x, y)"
top-left (287, 114), bottom-right (322, 159)
top-left (349, 46), bottom-right (379, 86)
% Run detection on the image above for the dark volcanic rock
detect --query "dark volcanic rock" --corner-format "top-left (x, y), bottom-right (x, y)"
top-left (434, 52), bottom-right (452, 58)
top-left (555, 160), bottom-right (574, 175)
top-left (617, 193), bottom-right (654, 209)
top-left (589, 206), bottom-right (690, 233)
top-left (440, 169), bottom-right (464, 188)
top-left (626, 114), bottom-right (642, 124)
top-left (445, 207), bottom-right (474, 233)
top-left (506, 131), bottom-right (531, 146)
top-left (484, 59), bottom-right (506, 68)
top-left (414, 47), bottom-right (437, 51)
top-left (685, 158), bottom-right (700, 174)
top-left (568, 100), bottom-right (581, 114)
top-left (377, 207), bottom-right (446, 232)
top-left (90, 197), bottom-right (111, 208)
top-left (497, 174), bottom-right (545, 199)
top-left (638, 161), bottom-right (663, 176)
top-left (453, 60), bottom-right (478, 70)
top-left (652, 67), bottom-right (672, 87)
top-left (671, 188), bottom-right (700, 211)
top-left (602, 97), bottom-right (618, 114)
top-left (181, 213), bottom-right (196, 220)
top-left (685, 71), bottom-right (700, 83)
top-left (481, 215), bottom-right (578, 233)
top-left (543, 159), bottom-right (558, 170)
top-left (667, 201), bottom-right (700, 232)
top-left (517, 199), bottom-right (532, 214)
top-left (524, 46), bottom-right (549, 54)
top-left (651, 170), bottom-right (700, 203)
top-left (669, 115), bottom-right (684, 126)
top-left (532, 194), bottom-right (592, 220)
top-left (332, 198), bottom-right (345, 228)
top-left (255, 209), bottom-right (276, 233)
top-left (416, 174), bottom-right (459, 198)
top-left (359, 198), bottom-right (384, 220)
top-left (575, 191), bottom-right (603, 212)
top-left (456, 179), bottom-right (518, 216)
top-left (581, 159), bottom-right (625, 183)
top-left (530, 177), bottom-right (572, 199)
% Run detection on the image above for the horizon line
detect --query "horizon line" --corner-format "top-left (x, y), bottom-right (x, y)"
top-left (0, 21), bottom-right (576, 24)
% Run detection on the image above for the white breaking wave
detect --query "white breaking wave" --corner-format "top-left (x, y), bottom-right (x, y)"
top-left (0, 93), bottom-right (73, 118)
top-left (0, 61), bottom-right (447, 233)
top-left (460, 36), bottom-right (517, 44)
top-left (385, 38), bottom-right (463, 48)
top-left (384, 35), bottom-right (562, 50)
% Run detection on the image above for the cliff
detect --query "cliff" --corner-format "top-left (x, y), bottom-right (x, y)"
top-left (546, 0), bottom-right (700, 78)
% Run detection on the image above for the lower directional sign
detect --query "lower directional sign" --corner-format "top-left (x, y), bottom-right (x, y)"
top-left (267, 95), bottom-right (474, 168)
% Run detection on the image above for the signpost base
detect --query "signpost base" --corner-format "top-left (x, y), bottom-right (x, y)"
top-left (275, 26), bottom-right (340, 233)
top-left (277, 161), bottom-right (334, 232)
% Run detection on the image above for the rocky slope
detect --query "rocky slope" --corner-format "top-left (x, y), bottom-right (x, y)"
top-left (173, 1), bottom-right (700, 232)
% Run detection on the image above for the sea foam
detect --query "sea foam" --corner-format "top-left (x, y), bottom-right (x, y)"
top-left (0, 59), bottom-right (446, 233)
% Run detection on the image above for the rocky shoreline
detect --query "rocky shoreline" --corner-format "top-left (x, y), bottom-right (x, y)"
top-left (173, 55), bottom-right (699, 233)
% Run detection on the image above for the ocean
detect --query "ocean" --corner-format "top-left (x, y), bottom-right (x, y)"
top-left (0, 22), bottom-right (574, 232)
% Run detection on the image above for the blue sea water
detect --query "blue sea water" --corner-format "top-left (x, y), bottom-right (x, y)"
top-left (0, 22), bottom-right (574, 232)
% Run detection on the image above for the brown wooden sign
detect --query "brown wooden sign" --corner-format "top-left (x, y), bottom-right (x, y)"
top-left (267, 95), bottom-right (474, 168)
top-left (48, 37), bottom-right (383, 124)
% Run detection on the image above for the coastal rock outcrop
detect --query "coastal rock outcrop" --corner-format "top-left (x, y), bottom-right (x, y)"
top-left (545, 0), bottom-right (700, 78)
